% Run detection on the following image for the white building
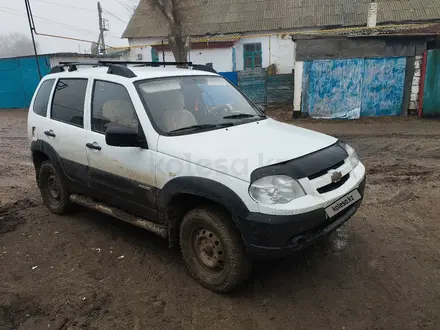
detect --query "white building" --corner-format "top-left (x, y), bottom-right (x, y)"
top-left (122, 0), bottom-right (440, 116)
top-left (127, 33), bottom-right (295, 74)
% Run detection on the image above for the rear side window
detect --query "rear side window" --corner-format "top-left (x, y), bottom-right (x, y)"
top-left (91, 80), bottom-right (139, 134)
top-left (33, 79), bottom-right (55, 117)
top-left (51, 79), bottom-right (88, 127)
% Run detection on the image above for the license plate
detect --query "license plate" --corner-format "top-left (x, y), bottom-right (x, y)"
top-left (325, 190), bottom-right (362, 218)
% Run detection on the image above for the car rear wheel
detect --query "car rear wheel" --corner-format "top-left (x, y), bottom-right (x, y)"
top-left (39, 161), bottom-right (71, 214)
top-left (180, 206), bottom-right (251, 293)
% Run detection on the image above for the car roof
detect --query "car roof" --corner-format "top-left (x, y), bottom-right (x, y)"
top-left (45, 66), bottom-right (219, 83)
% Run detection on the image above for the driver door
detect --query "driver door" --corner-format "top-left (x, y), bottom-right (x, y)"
top-left (85, 79), bottom-right (157, 221)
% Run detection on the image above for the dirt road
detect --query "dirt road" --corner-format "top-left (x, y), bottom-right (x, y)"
top-left (1, 109), bottom-right (440, 329)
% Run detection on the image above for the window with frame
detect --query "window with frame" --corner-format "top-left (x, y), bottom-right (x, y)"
top-left (151, 48), bottom-right (159, 62)
top-left (51, 79), bottom-right (88, 127)
top-left (243, 43), bottom-right (262, 69)
top-left (91, 80), bottom-right (139, 134)
top-left (33, 79), bottom-right (55, 117)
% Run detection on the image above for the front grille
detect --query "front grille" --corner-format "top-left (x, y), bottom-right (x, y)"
top-left (317, 174), bottom-right (350, 194)
top-left (308, 160), bottom-right (345, 180)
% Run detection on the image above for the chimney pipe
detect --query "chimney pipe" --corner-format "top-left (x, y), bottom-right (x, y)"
top-left (367, 0), bottom-right (378, 28)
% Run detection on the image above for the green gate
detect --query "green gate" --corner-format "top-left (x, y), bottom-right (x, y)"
top-left (422, 50), bottom-right (440, 117)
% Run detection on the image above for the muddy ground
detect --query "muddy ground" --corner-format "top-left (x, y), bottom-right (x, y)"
top-left (1, 109), bottom-right (440, 330)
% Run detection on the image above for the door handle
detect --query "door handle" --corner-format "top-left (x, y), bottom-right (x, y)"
top-left (44, 130), bottom-right (56, 137)
top-left (86, 142), bottom-right (102, 151)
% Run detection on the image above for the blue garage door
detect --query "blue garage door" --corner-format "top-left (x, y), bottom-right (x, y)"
top-left (361, 57), bottom-right (406, 116)
top-left (0, 56), bottom-right (50, 109)
top-left (303, 59), bottom-right (363, 118)
top-left (303, 57), bottom-right (406, 118)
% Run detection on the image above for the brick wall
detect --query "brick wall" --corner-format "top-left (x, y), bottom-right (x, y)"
top-left (409, 55), bottom-right (423, 114)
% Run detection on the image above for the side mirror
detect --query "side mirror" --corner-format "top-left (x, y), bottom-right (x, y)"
top-left (257, 105), bottom-right (266, 113)
top-left (106, 126), bottom-right (142, 148)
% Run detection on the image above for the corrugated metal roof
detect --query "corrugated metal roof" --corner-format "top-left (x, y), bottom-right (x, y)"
top-left (191, 34), bottom-right (242, 43)
top-left (292, 22), bottom-right (440, 38)
top-left (123, 0), bottom-right (440, 38)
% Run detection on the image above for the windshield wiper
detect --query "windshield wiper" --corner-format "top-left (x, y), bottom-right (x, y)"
top-left (223, 113), bottom-right (265, 119)
top-left (168, 122), bottom-right (234, 134)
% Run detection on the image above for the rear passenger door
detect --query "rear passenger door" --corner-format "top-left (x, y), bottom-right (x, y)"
top-left (85, 80), bottom-right (157, 221)
top-left (28, 78), bottom-right (56, 146)
top-left (48, 78), bottom-right (89, 186)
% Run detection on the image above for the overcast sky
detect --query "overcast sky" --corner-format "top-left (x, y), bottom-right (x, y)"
top-left (0, 0), bottom-right (139, 53)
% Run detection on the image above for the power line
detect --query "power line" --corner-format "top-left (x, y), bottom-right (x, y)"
top-left (0, 5), bottom-right (95, 33)
top-left (36, 31), bottom-right (118, 48)
top-left (0, 9), bottom-right (22, 17)
top-left (33, 0), bottom-right (93, 13)
top-left (103, 9), bottom-right (128, 24)
top-left (0, 6), bottom-right (122, 50)
top-left (0, 5), bottom-right (122, 39)
top-left (33, 0), bottom-right (129, 25)
top-left (115, 0), bottom-right (135, 14)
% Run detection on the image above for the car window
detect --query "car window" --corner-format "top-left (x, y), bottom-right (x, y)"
top-left (51, 79), bottom-right (88, 127)
top-left (137, 76), bottom-right (262, 134)
top-left (33, 79), bottom-right (55, 117)
top-left (92, 80), bottom-right (139, 134)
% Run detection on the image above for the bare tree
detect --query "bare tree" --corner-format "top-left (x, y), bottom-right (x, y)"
top-left (144, 0), bottom-right (190, 62)
top-left (0, 33), bottom-right (37, 58)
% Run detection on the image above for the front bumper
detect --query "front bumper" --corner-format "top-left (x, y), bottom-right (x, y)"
top-left (240, 176), bottom-right (366, 260)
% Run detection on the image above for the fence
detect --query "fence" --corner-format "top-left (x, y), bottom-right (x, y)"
top-left (235, 69), bottom-right (293, 106)
top-left (0, 56), bottom-right (50, 109)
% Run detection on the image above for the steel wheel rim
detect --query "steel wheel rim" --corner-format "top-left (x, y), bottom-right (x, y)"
top-left (47, 173), bottom-right (61, 202)
top-left (192, 227), bottom-right (225, 273)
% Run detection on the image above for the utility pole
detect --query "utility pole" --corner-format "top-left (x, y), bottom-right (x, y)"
top-left (24, 0), bottom-right (41, 79)
top-left (97, 2), bottom-right (107, 55)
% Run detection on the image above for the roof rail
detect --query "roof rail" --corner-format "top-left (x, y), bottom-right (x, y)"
top-left (49, 60), bottom-right (218, 77)
top-left (98, 61), bottom-right (218, 73)
top-left (99, 60), bottom-right (193, 66)
top-left (50, 62), bottom-right (100, 74)
top-left (50, 62), bottom-right (137, 78)
top-left (107, 64), bottom-right (137, 78)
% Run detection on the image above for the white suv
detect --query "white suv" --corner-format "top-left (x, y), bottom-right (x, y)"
top-left (28, 61), bottom-right (366, 292)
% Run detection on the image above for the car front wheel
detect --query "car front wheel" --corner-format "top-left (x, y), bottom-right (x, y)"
top-left (180, 206), bottom-right (251, 293)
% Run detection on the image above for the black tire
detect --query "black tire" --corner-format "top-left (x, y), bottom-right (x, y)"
top-left (180, 206), bottom-right (252, 293)
top-left (39, 161), bottom-right (71, 214)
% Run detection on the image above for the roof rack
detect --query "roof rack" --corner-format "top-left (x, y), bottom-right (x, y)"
top-left (50, 61), bottom-right (138, 78)
top-left (99, 61), bottom-right (218, 73)
top-left (51, 62), bottom-right (100, 73)
top-left (49, 60), bottom-right (218, 78)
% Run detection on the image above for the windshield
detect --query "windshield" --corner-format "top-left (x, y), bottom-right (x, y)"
top-left (136, 76), bottom-right (265, 135)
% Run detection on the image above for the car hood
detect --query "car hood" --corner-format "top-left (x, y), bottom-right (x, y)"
top-left (157, 118), bottom-right (338, 182)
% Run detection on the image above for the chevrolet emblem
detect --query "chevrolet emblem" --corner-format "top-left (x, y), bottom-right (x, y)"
top-left (330, 171), bottom-right (342, 183)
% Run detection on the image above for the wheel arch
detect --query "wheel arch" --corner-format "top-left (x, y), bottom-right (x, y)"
top-left (31, 140), bottom-right (63, 186)
top-left (159, 177), bottom-right (250, 245)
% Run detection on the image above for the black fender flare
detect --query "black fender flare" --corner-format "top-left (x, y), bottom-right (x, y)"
top-left (31, 140), bottom-right (65, 180)
top-left (159, 177), bottom-right (250, 222)
top-left (31, 140), bottom-right (62, 166)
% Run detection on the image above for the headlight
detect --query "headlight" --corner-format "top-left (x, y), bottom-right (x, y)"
top-left (249, 175), bottom-right (305, 205)
top-left (340, 142), bottom-right (359, 168)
